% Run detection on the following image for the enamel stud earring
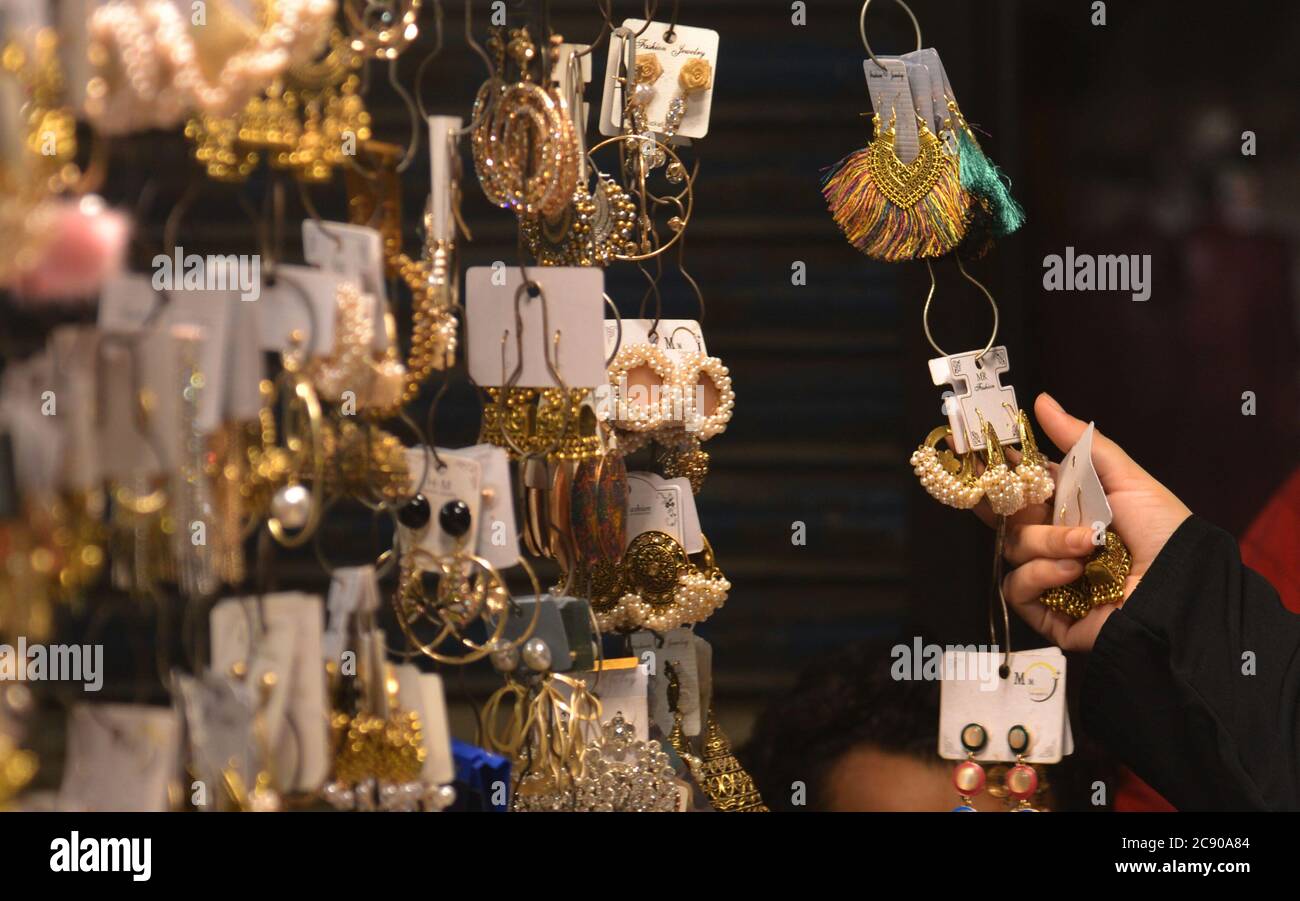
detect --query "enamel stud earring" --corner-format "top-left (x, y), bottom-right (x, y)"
top-left (1005, 724), bottom-right (1040, 812)
top-left (952, 722), bottom-right (987, 811)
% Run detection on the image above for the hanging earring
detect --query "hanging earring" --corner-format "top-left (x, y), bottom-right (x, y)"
top-left (607, 343), bottom-right (675, 433)
top-left (1007, 405), bottom-right (1054, 505)
top-left (663, 59), bottom-right (712, 142)
top-left (630, 53), bottom-right (664, 108)
top-left (672, 350), bottom-right (735, 443)
top-left (1004, 724), bottom-right (1040, 812)
top-left (978, 416), bottom-right (1025, 517)
top-left (952, 722), bottom-right (987, 811)
top-left (821, 108), bottom-right (968, 261)
top-left (910, 425), bottom-right (983, 509)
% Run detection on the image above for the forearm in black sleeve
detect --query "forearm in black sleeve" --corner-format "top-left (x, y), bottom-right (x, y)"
top-left (1081, 515), bottom-right (1300, 810)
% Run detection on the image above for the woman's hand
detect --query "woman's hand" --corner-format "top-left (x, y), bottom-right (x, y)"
top-left (981, 393), bottom-right (1192, 652)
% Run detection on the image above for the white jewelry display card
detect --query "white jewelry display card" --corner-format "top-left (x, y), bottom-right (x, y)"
top-left (928, 345), bottom-right (1019, 454)
top-left (1053, 423), bottom-right (1114, 530)
top-left (604, 318), bottom-right (708, 364)
top-left (466, 265), bottom-right (606, 389)
top-left (302, 220), bottom-right (387, 303)
top-left (600, 20), bottom-right (719, 139)
top-left (400, 447), bottom-right (482, 560)
top-left (938, 647), bottom-right (1069, 765)
top-left (60, 703), bottom-right (181, 812)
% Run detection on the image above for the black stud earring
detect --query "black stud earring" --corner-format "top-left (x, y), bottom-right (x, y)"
top-left (398, 493), bottom-right (432, 529)
top-left (438, 499), bottom-right (472, 539)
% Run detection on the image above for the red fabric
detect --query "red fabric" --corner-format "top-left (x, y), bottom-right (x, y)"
top-left (1240, 466), bottom-right (1300, 614)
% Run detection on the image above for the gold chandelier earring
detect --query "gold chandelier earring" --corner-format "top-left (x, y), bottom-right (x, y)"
top-left (1007, 405), bottom-right (1054, 505)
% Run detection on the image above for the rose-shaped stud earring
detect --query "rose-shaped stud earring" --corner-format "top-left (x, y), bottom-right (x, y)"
top-left (665, 58), bottom-right (712, 139)
top-left (630, 53), bottom-right (664, 109)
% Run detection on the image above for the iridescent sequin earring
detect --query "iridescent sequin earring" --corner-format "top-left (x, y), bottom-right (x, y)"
top-left (952, 722), bottom-right (988, 811)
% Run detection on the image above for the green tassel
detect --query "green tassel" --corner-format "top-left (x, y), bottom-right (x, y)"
top-left (957, 129), bottom-right (1025, 238)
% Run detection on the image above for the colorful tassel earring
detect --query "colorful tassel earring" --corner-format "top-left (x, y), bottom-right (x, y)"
top-left (948, 100), bottom-right (1025, 258)
top-left (821, 110), bottom-right (969, 261)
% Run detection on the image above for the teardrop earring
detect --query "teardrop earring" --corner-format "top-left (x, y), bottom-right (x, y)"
top-left (952, 722), bottom-right (987, 811)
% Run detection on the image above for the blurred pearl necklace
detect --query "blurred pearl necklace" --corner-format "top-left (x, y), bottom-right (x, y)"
top-left (88, 0), bottom-right (335, 131)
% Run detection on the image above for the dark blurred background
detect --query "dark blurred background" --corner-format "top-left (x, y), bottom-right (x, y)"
top-left (5, 0), bottom-right (1298, 747)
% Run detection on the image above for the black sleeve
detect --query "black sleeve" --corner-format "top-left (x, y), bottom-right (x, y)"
top-left (1081, 515), bottom-right (1300, 811)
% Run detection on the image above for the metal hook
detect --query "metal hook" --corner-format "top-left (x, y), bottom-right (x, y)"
top-left (603, 293), bottom-right (622, 366)
top-left (415, 0), bottom-right (446, 121)
top-left (921, 258), bottom-right (999, 362)
top-left (860, 0), bottom-right (923, 72)
top-left (295, 180), bottom-right (344, 251)
top-left (388, 57), bottom-right (422, 174)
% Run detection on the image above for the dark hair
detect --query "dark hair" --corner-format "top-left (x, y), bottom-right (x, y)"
top-left (738, 637), bottom-right (940, 811)
top-left (737, 636), bottom-right (1115, 811)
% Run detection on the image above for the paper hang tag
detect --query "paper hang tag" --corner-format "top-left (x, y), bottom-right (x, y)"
top-left (693, 634), bottom-right (713, 724)
top-left (864, 57), bottom-right (920, 163)
top-left (400, 447), bottom-right (482, 561)
top-left (928, 345), bottom-right (1019, 455)
top-left (900, 48), bottom-right (955, 132)
top-left (173, 671), bottom-right (255, 809)
top-left (99, 327), bottom-right (187, 482)
top-left (626, 471), bottom-right (680, 547)
top-left (938, 647), bottom-right (1069, 765)
top-left (98, 272), bottom-right (161, 332)
top-left (502, 595), bottom-right (573, 671)
top-left (555, 43), bottom-right (592, 165)
top-left (599, 19), bottom-right (720, 139)
top-left (603, 318), bottom-right (708, 363)
top-left (625, 472), bottom-right (703, 554)
top-left (209, 592), bottom-right (331, 792)
top-left (392, 664), bottom-right (456, 785)
top-left (301, 220), bottom-right (387, 303)
top-left (902, 61), bottom-right (935, 142)
top-left (258, 264), bottom-right (342, 358)
top-left (630, 628), bottom-right (702, 737)
top-left (225, 293), bottom-right (266, 421)
top-left (323, 565), bottom-right (382, 664)
top-left (60, 703), bottom-right (182, 812)
top-left (48, 326), bottom-right (101, 491)
top-left (455, 443), bottom-right (520, 569)
top-left (427, 115), bottom-right (462, 244)
top-left (466, 265), bottom-right (606, 389)
top-left (570, 658), bottom-right (652, 742)
top-left (1053, 423), bottom-right (1114, 530)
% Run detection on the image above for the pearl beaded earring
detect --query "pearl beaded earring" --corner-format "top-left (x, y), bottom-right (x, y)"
top-left (1007, 406), bottom-right (1054, 505)
top-left (978, 416), bottom-right (1025, 517)
top-left (910, 425), bottom-right (983, 510)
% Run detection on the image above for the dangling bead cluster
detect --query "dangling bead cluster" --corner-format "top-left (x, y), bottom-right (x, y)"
top-left (980, 462), bottom-right (1025, 516)
top-left (952, 722), bottom-right (987, 812)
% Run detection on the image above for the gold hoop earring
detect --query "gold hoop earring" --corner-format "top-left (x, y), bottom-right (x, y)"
top-left (910, 425), bottom-right (983, 509)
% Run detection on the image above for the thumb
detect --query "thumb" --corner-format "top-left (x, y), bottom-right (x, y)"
top-left (1034, 392), bottom-right (1145, 485)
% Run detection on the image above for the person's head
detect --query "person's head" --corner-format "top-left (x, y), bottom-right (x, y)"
top-left (739, 637), bottom-right (1105, 811)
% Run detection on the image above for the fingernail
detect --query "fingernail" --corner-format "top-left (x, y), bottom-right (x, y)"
top-left (1039, 392), bottom-right (1063, 413)
top-left (1069, 528), bottom-right (1094, 552)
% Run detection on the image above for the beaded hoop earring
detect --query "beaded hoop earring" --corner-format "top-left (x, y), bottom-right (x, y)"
top-left (910, 425), bottom-right (983, 509)
top-left (607, 343), bottom-right (675, 433)
top-left (673, 351), bottom-right (735, 442)
top-left (1008, 406), bottom-right (1054, 505)
top-left (978, 417), bottom-right (1025, 517)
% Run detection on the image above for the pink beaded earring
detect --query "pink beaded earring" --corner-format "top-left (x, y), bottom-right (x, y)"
top-left (952, 722), bottom-right (988, 811)
top-left (1004, 724), bottom-right (1040, 812)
